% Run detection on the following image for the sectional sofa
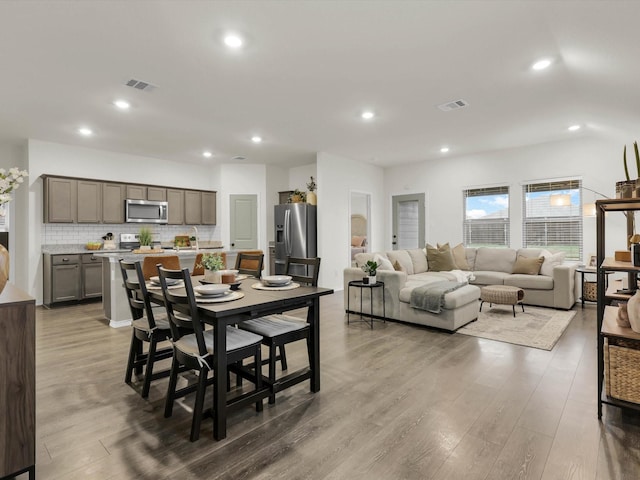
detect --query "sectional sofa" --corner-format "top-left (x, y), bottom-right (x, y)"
top-left (343, 246), bottom-right (576, 331)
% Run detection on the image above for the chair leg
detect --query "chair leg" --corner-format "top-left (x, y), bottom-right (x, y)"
top-left (133, 337), bottom-right (143, 376)
top-left (124, 334), bottom-right (138, 384)
top-left (268, 343), bottom-right (277, 405)
top-left (190, 367), bottom-right (209, 442)
top-left (236, 360), bottom-right (243, 387)
top-left (255, 346), bottom-right (263, 412)
top-left (142, 337), bottom-right (157, 398)
top-left (164, 355), bottom-right (180, 418)
top-left (279, 345), bottom-right (288, 371)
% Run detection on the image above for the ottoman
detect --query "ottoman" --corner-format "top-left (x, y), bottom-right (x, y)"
top-left (480, 285), bottom-right (525, 317)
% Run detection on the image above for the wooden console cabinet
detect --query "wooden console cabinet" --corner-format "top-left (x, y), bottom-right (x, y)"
top-left (0, 283), bottom-right (35, 479)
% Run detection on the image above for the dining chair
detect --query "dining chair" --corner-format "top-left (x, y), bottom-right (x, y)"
top-left (234, 251), bottom-right (264, 278)
top-left (238, 256), bottom-right (321, 404)
top-left (192, 252), bottom-right (227, 276)
top-left (119, 259), bottom-right (173, 398)
top-left (141, 255), bottom-right (180, 281)
top-left (157, 265), bottom-right (264, 442)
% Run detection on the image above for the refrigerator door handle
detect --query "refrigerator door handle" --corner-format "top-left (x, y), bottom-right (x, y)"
top-left (284, 209), bottom-right (291, 256)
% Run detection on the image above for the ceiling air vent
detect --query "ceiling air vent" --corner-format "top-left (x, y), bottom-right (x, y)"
top-left (437, 99), bottom-right (469, 112)
top-left (231, 156), bottom-right (247, 161)
top-left (124, 78), bottom-right (158, 92)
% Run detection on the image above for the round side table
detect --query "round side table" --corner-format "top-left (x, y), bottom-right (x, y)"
top-left (347, 280), bottom-right (386, 329)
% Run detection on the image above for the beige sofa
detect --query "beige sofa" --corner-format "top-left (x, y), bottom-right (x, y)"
top-left (343, 247), bottom-right (576, 332)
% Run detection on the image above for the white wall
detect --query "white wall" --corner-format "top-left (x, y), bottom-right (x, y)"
top-left (384, 135), bottom-right (628, 261)
top-left (26, 140), bottom-right (219, 303)
top-left (266, 165), bottom-right (289, 242)
top-left (317, 152), bottom-right (384, 291)
top-left (289, 164), bottom-right (316, 193)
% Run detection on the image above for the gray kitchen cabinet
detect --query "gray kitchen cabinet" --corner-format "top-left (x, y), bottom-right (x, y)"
top-left (126, 184), bottom-right (147, 200)
top-left (167, 188), bottom-right (185, 224)
top-left (82, 254), bottom-right (102, 298)
top-left (184, 190), bottom-right (202, 224)
top-left (77, 180), bottom-right (102, 223)
top-left (44, 176), bottom-right (77, 223)
top-left (202, 191), bottom-right (217, 225)
top-left (147, 186), bottom-right (167, 201)
top-left (102, 182), bottom-right (126, 223)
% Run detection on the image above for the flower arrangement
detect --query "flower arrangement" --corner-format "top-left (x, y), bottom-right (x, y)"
top-left (307, 176), bottom-right (317, 192)
top-left (361, 260), bottom-right (379, 276)
top-left (198, 253), bottom-right (225, 271)
top-left (138, 227), bottom-right (152, 246)
top-left (289, 189), bottom-right (307, 203)
top-left (0, 167), bottom-right (28, 205)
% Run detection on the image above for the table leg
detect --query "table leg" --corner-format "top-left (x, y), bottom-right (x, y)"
top-left (309, 297), bottom-right (321, 392)
top-left (213, 320), bottom-right (227, 440)
top-left (581, 271), bottom-right (585, 308)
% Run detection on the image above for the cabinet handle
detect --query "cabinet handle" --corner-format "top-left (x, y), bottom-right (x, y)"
top-left (62, 258), bottom-right (69, 262)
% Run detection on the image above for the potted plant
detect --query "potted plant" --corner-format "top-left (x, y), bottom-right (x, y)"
top-left (288, 189), bottom-right (307, 203)
top-left (361, 260), bottom-right (379, 284)
top-left (306, 176), bottom-right (317, 205)
top-left (198, 253), bottom-right (225, 283)
top-left (618, 142), bottom-right (640, 198)
top-left (138, 227), bottom-right (153, 250)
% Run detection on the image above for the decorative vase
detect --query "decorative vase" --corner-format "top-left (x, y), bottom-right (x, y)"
top-left (367, 275), bottom-right (376, 284)
top-left (617, 303), bottom-right (631, 328)
top-left (0, 245), bottom-right (8, 294)
top-left (140, 245), bottom-right (151, 251)
top-left (307, 191), bottom-right (317, 205)
top-left (617, 180), bottom-right (636, 199)
top-left (205, 269), bottom-right (222, 284)
top-left (627, 290), bottom-right (640, 332)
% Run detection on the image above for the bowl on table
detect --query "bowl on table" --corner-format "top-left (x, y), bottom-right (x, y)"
top-left (194, 284), bottom-right (231, 297)
top-left (261, 275), bottom-right (292, 286)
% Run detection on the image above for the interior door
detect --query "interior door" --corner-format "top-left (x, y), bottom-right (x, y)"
top-left (392, 193), bottom-right (425, 250)
top-left (230, 194), bottom-right (258, 249)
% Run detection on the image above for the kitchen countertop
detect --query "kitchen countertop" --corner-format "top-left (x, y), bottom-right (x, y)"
top-left (42, 244), bottom-right (227, 255)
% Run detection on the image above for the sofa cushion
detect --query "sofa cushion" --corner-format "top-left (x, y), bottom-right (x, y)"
top-left (354, 252), bottom-right (377, 268)
top-left (399, 283), bottom-right (480, 310)
top-left (409, 271), bottom-right (458, 283)
top-left (407, 248), bottom-right (429, 274)
top-left (512, 255), bottom-right (544, 275)
top-left (539, 250), bottom-right (565, 277)
top-left (516, 248), bottom-right (543, 259)
top-left (426, 243), bottom-right (457, 272)
top-left (470, 271), bottom-right (511, 285)
top-left (474, 247), bottom-right (517, 273)
top-left (374, 253), bottom-right (395, 271)
top-left (393, 260), bottom-right (406, 272)
top-left (451, 243), bottom-right (471, 270)
top-left (505, 274), bottom-right (554, 290)
top-left (387, 250), bottom-right (414, 275)
top-left (465, 247), bottom-right (477, 270)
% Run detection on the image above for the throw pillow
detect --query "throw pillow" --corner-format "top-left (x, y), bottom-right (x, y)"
top-left (373, 253), bottom-right (394, 271)
top-left (407, 248), bottom-right (429, 273)
top-left (351, 236), bottom-right (365, 247)
top-left (393, 260), bottom-right (406, 272)
top-left (426, 243), bottom-right (457, 272)
top-left (539, 250), bottom-right (565, 276)
top-left (451, 243), bottom-right (470, 270)
top-left (387, 250), bottom-right (414, 275)
top-left (512, 255), bottom-right (544, 275)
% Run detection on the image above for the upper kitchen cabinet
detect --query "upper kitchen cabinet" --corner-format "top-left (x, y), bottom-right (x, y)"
top-left (184, 190), bottom-right (202, 225)
top-left (126, 184), bottom-right (146, 200)
top-left (102, 182), bottom-right (126, 224)
top-left (202, 191), bottom-right (216, 225)
top-left (147, 187), bottom-right (167, 201)
top-left (44, 176), bottom-right (77, 223)
top-left (167, 189), bottom-right (184, 225)
top-left (77, 180), bottom-right (102, 223)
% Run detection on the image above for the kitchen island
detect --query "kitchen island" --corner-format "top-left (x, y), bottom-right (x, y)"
top-left (95, 248), bottom-right (236, 327)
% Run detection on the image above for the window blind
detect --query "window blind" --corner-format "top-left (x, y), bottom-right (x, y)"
top-left (463, 186), bottom-right (510, 247)
top-left (522, 179), bottom-right (582, 260)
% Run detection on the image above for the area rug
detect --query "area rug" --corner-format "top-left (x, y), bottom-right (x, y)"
top-left (457, 305), bottom-right (576, 350)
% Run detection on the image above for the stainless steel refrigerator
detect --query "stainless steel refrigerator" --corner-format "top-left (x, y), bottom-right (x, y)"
top-left (274, 203), bottom-right (317, 275)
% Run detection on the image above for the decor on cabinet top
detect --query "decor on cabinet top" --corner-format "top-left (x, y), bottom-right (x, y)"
top-left (0, 167), bottom-right (28, 206)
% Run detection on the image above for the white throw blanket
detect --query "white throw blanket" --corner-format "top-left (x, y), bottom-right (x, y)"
top-left (449, 269), bottom-right (475, 283)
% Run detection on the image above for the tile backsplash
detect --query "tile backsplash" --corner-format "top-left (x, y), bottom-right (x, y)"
top-left (42, 223), bottom-right (220, 245)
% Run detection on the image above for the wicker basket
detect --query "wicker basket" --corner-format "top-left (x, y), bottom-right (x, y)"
top-left (584, 281), bottom-right (598, 302)
top-left (605, 337), bottom-right (640, 404)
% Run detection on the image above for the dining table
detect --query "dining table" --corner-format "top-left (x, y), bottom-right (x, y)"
top-left (147, 274), bottom-right (333, 440)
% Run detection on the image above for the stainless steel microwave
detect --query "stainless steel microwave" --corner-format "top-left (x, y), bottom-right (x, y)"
top-left (125, 199), bottom-right (168, 224)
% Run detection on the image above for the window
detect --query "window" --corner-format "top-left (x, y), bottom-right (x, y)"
top-left (522, 179), bottom-right (582, 260)
top-left (463, 186), bottom-right (509, 247)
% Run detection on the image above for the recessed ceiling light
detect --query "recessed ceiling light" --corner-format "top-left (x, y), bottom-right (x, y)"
top-left (568, 124), bottom-right (581, 131)
top-left (361, 111), bottom-right (375, 120)
top-left (251, 136), bottom-right (262, 144)
top-left (224, 34), bottom-right (244, 49)
top-left (532, 58), bottom-right (552, 71)
top-left (202, 151), bottom-right (213, 158)
top-left (440, 147), bottom-right (450, 153)
top-left (78, 127), bottom-right (93, 136)
top-left (113, 99), bottom-right (130, 110)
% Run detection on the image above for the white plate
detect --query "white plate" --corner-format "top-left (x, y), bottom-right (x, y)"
top-left (150, 276), bottom-right (180, 286)
top-left (261, 275), bottom-right (292, 286)
top-left (194, 284), bottom-right (230, 297)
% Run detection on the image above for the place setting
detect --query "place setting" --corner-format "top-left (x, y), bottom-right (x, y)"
top-left (251, 275), bottom-right (300, 291)
top-left (146, 275), bottom-right (184, 290)
top-left (193, 284), bottom-right (244, 303)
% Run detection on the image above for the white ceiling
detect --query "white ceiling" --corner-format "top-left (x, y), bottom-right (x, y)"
top-left (1, 1), bottom-right (639, 169)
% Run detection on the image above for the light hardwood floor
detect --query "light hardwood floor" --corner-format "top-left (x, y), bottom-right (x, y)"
top-left (19, 294), bottom-right (640, 479)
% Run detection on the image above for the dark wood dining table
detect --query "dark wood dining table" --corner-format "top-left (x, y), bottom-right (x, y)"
top-left (148, 275), bottom-right (333, 440)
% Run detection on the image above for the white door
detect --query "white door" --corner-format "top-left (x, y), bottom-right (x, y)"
top-left (392, 194), bottom-right (425, 250)
top-left (230, 194), bottom-right (258, 249)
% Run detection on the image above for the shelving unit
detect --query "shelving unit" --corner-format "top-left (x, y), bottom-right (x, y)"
top-left (596, 198), bottom-right (640, 418)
